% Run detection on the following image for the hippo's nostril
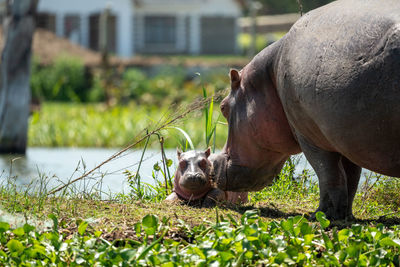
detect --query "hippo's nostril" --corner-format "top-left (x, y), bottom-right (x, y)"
top-left (195, 173), bottom-right (203, 180)
top-left (184, 173), bottom-right (207, 185)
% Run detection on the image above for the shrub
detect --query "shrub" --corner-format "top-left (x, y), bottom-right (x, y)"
top-left (31, 55), bottom-right (90, 102)
top-left (122, 68), bottom-right (150, 100)
top-left (238, 32), bottom-right (286, 55)
top-left (31, 61), bottom-right (228, 105)
top-left (145, 67), bottom-right (186, 105)
top-left (120, 67), bottom-right (187, 105)
top-left (87, 71), bottom-right (107, 102)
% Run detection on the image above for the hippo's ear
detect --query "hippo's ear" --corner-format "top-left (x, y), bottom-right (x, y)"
top-left (230, 69), bottom-right (241, 90)
top-left (177, 148), bottom-right (182, 159)
top-left (205, 147), bottom-right (211, 158)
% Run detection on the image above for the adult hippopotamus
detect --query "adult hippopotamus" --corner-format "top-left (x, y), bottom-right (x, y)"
top-left (165, 148), bottom-right (247, 207)
top-left (211, 0), bottom-right (400, 220)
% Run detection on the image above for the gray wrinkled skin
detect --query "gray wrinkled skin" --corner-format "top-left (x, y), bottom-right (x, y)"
top-left (212, 0), bottom-right (400, 220)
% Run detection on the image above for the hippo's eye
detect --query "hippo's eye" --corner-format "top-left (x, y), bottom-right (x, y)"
top-left (179, 160), bottom-right (187, 171)
top-left (221, 103), bottom-right (228, 118)
top-left (198, 159), bottom-right (207, 169)
top-left (220, 98), bottom-right (230, 118)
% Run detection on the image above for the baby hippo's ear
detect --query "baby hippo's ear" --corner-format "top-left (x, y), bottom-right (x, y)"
top-left (177, 148), bottom-right (182, 159)
top-left (205, 147), bottom-right (211, 158)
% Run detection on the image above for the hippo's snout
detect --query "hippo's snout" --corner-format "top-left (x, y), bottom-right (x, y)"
top-left (208, 153), bottom-right (228, 190)
top-left (179, 172), bottom-right (208, 190)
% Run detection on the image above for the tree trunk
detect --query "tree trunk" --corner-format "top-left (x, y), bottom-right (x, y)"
top-left (0, 0), bottom-right (38, 154)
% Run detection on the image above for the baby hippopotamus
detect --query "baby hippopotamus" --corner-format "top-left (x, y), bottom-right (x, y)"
top-left (165, 148), bottom-right (247, 207)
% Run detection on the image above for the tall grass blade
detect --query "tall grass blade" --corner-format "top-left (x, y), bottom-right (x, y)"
top-left (134, 134), bottom-right (151, 199)
top-left (213, 122), bottom-right (217, 153)
top-left (167, 126), bottom-right (195, 150)
top-left (204, 93), bottom-right (219, 149)
top-left (203, 87), bottom-right (209, 146)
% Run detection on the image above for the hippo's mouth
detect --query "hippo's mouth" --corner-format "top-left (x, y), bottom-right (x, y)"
top-left (211, 152), bottom-right (252, 191)
top-left (211, 152), bottom-right (279, 192)
top-left (208, 152), bottom-right (229, 190)
top-left (175, 180), bottom-right (212, 201)
top-left (179, 180), bottom-right (210, 192)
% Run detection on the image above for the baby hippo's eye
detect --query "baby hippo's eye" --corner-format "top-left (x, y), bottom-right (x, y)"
top-left (179, 160), bottom-right (187, 171)
top-left (198, 158), bottom-right (207, 169)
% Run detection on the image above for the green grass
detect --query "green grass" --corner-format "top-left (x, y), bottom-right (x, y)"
top-left (28, 102), bottom-right (228, 149)
top-left (12, 99), bottom-right (400, 265)
top-left (0, 161), bottom-right (400, 265)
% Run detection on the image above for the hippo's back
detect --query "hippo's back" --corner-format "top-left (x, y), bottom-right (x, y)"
top-left (277, 0), bottom-right (400, 175)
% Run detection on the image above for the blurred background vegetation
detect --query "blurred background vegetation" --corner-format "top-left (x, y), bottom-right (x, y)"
top-left (256, 0), bottom-right (333, 14)
top-left (29, 55), bottom-right (232, 148)
top-left (30, 57), bottom-right (230, 104)
top-left (27, 0), bottom-right (334, 149)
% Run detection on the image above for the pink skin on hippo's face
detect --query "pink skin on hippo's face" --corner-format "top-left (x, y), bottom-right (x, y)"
top-left (212, 68), bottom-right (300, 192)
top-left (171, 148), bottom-right (249, 205)
top-left (173, 148), bottom-right (213, 200)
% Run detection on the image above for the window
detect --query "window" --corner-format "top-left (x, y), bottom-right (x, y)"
top-left (36, 12), bottom-right (56, 33)
top-left (144, 16), bottom-right (176, 45)
top-left (64, 15), bottom-right (81, 44)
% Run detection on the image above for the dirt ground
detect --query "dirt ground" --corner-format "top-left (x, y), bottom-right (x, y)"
top-left (0, 28), bottom-right (102, 66)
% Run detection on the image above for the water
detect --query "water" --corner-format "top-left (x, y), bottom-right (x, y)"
top-left (0, 148), bottom-right (376, 196)
top-left (0, 148), bottom-right (179, 195)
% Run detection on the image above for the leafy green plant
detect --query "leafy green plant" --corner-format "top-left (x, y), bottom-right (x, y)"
top-left (121, 68), bottom-right (150, 101)
top-left (31, 55), bottom-right (90, 102)
top-left (1, 153), bottom-right (400, 265)
top-left (0, 211), bottom-right (398, 265)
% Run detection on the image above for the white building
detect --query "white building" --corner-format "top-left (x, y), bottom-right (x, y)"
top-left (36, 0), bottom-right (243, 58)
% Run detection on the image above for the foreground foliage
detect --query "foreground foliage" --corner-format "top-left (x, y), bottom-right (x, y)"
top-left (0, 160), bottom-right (400, 265)
top-left (9, 116), bottom-right (400, 265)
top-left (0, 210), bottom-right (399, 265)
top-left (0, 162), bottom-right (400, 265)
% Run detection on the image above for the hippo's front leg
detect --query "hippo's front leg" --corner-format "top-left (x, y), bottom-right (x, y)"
top-left (226, 192), bottom-right (248, 204)
top-left (202, 190), bottom-right (248, 207)
top-left (202, 188), bottom-right (226, 208)
top-left (296, 134), bottom-right (361, 220)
